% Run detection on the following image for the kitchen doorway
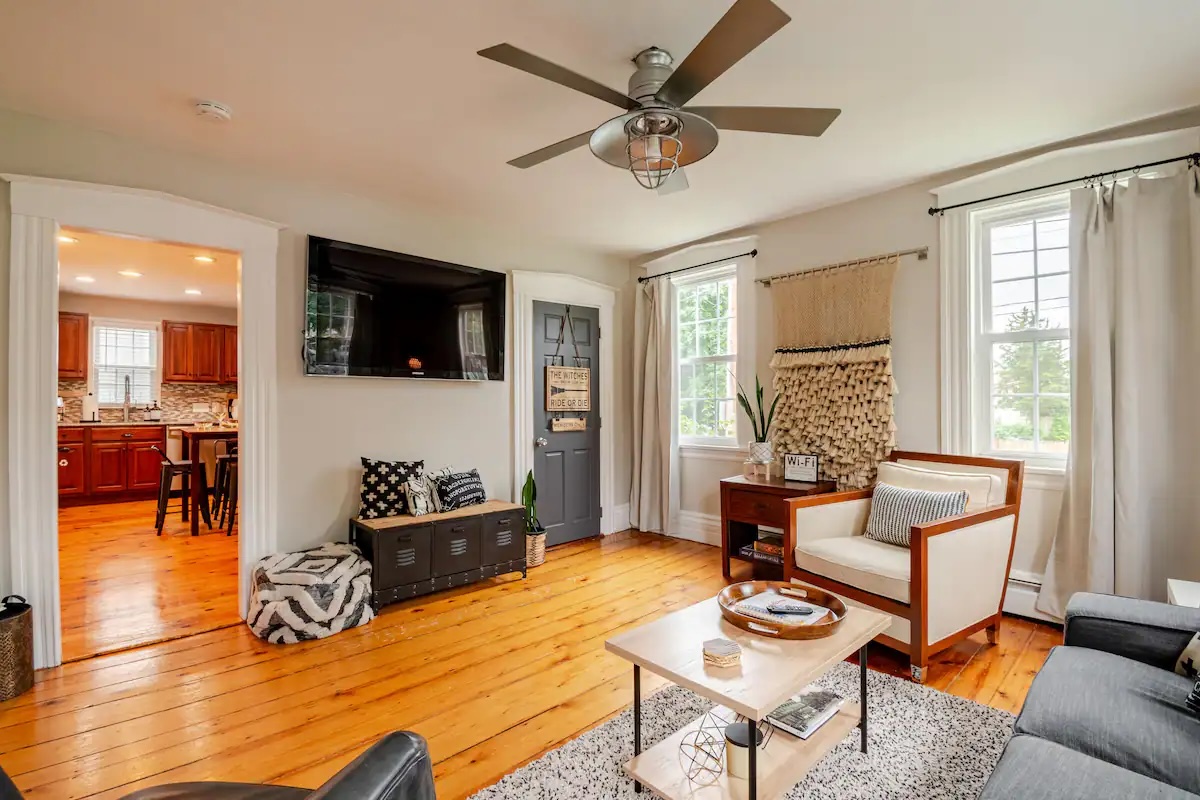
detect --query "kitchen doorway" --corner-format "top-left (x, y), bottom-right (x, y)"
top-left (56, 228), bottom-right (243, 660)
top-left (6, 175), bottom-right (281, 668)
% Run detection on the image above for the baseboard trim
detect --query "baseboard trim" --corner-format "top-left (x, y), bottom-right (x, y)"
top-left (670, 510), bottom-right (721, 547)
top-left (1004, 578), bottom-right (1059, 623)
top-left (607, 503), bottom-right (631, 535)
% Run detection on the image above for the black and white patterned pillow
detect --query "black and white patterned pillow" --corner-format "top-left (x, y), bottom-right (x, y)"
top-left (425, 466), bottom-right (453, 512)
top-left (1177, 633), bottom-right (1200, 679)
top-left (358, 458), bottom-right (423, 518)
top-left (864, 482), bottom-right (968, 548)
top-left (431, 469), bottom-right (487, 511)
top-left (404, 476), bottom-right (436, 516)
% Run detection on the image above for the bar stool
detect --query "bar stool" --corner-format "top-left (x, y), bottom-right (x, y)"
top-left (152, 445), bottom-right (211, 536)
top-left (211, 442), bottom-right (237, 516)
top-left (220, 458), bottom-right (238, 536)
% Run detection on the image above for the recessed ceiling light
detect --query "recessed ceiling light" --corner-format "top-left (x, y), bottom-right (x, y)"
top-left (184, 288), bottom-right (203, 295)
top-left (193, 255), bottom-right (215, 263)
top-left (58, 235), bottom-right (78, 244)
top-left (75, 276), bottom-right (95, 283)
top-left (118, 270), bottom-right (142, 278)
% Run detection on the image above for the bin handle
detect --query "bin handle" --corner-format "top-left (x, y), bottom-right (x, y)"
top-left (2, 595), bottom-right (26, 606)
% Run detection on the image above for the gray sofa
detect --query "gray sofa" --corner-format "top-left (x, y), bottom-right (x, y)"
top-left (980, 593), bottom-right (1200, 799)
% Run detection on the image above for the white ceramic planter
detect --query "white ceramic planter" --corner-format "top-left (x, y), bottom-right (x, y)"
top-left (747, 441), bottom-right (774, 464)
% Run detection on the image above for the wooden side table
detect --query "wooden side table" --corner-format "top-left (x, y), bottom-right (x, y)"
top-left (719, 475), bottom-right (837, 581)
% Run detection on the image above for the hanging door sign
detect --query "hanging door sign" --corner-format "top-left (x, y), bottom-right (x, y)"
top-left (551, 416), bottom-right (587, 432)
top-left (546, 366), bottom-right (591, 411)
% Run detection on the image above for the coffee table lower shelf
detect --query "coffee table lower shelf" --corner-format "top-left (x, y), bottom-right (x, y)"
top-left (624, 702), bottom-right (862, 800)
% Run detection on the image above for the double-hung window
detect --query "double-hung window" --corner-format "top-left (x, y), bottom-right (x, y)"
top-left (675, 267), bottom-right (739, 447)
top-left (972, 194), bottom-right (1071, 461)
top-left (92, 320), bottom-right (159, 406)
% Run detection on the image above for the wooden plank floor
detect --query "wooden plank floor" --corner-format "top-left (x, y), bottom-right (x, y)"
top-left (3, 531), bottom-right (1059, 799)
top-left (58, 499), bottom-right (241, 662)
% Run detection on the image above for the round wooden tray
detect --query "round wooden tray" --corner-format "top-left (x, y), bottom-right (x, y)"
top-left (717, 581), bottom-right (846, 640)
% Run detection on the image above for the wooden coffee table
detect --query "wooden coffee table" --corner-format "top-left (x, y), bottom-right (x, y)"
top-left (605, 595), bottom-right (890, 799)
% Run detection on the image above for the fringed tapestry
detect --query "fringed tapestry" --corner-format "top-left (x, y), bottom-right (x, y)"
top-left (769, 256), bottom-right (898, 489)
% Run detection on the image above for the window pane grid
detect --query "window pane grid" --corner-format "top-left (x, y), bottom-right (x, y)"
top-left (982, 206), bottom-right (1070, 457)
top-left (677, 274), bottom-right (737, 440)
top-left (93, 325), bottom-right (157, 405)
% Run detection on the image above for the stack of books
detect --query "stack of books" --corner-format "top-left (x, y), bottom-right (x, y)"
top-left (766, 686), bottom-right (845, 740)
top-left (738, 531), bottom-right (785, 565)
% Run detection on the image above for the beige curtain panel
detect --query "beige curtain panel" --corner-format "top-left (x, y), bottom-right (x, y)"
top-left (769, 257), bottom-right (898, 489)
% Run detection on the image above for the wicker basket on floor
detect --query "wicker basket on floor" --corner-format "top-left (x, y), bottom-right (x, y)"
top-left (526, 532), bottom-right (547, 568)
top-left (0, 596), bottom-right (34, 702)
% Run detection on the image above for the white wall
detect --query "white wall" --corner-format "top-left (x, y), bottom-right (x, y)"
top-left (0, 108), bottom-right (633, 596)
top-left (58, 291), bottom-right (238, 326)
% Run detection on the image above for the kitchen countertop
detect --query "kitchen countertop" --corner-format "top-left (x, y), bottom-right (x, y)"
top-left (58, 421), bottom-right (222, 428)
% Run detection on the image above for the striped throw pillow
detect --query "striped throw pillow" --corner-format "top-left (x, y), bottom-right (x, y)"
top-left (864, 482), bottom-right (968, 548)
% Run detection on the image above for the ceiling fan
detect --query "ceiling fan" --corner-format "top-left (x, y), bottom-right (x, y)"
top-left (478, 0), bottom-right (840, 194)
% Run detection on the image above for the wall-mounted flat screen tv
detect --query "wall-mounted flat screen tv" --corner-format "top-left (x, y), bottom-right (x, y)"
top-left (304, 236), bottom-right (506, 380)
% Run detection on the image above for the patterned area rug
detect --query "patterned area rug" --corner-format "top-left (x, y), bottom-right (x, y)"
top-left (469, 662), bottom-right (1014, 799)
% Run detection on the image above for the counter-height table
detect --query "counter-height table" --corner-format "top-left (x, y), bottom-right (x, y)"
top-left (175, 426), bottom-right (238, 536)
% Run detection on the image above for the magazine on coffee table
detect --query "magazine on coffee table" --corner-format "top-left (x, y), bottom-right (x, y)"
top-left (766, 686), bottom-right (845, 740)
top-left (731, 592), bottom-right (831, 627)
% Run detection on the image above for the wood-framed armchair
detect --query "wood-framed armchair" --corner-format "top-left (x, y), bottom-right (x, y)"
top-left (783, 451), bottom-right (1024, 682)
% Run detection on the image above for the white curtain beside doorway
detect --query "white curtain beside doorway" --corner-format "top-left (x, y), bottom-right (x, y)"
top-left (1038, 170), bottom-right (1200, 618)
top-left (630, 279), bottom-right (678, 533)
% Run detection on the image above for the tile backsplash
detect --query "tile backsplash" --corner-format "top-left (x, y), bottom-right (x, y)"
top-left (59, 379), bottom-right (237, 423)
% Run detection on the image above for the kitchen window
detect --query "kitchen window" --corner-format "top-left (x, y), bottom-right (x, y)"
top-left (972, 194), bottom-right (1071, 461)
top-left (92, 320), bottom-right (159, 406)
top-left (675, 266), bottom-right (739, 447)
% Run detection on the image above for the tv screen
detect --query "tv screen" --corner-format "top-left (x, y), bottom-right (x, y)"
top-left (304, 236), bottom-right (506, 380)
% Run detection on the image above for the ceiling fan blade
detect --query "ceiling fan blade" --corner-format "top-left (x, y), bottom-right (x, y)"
top-left (655, 0), bottom-right (791, 108)
top-left (507, 131), bottom-right (595, 169)
top-left (687, 106), bottom-right (841, 136)
top-left (479, 44), bottom-right (639, 111)
top-left (657, 168), bottom-right (689, 195)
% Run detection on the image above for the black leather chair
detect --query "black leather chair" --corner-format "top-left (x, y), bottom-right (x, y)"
top-left (1, 732), bottom-right (434, 800)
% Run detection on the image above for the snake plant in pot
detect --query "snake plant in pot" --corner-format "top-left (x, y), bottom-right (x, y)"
top-left (522, 470), bottom-right (547, 567)
top-left (738, 376), bottom-right (780, 464)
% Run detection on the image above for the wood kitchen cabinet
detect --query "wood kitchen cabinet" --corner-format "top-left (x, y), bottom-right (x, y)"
top-left (162, 321), bottom-right (193, 382)
top-left (220, 325), bottom-right (238, 383)
top-left (58, 312), bottom-right (89, 379)
top-left (162, 321), bottom-right (238, 383)
top-left (60, 425), bottom-right (167, 504)
top-left (88, 442), bottom-right (128, 494)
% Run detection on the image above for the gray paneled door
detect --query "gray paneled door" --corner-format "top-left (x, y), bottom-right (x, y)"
top-left (533, 301), bottom-right (601, 546)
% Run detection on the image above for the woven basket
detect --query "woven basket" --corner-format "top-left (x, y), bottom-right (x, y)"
top-left (526, 532), bottom-right (547, 568)
top-left (0, 596), bottom-right (34, 702)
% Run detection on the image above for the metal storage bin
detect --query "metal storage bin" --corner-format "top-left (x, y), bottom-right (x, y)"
top-left (0, 595), bottom-right (34, 701)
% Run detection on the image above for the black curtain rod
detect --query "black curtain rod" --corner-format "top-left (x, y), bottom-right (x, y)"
top-left (928, 152), bottom-right (1200, 216)
top-left (637, 249), bottom-right (758, 283)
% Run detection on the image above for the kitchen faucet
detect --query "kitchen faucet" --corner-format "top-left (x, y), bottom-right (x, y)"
top-left (123, 374), bottom-right (132, 423)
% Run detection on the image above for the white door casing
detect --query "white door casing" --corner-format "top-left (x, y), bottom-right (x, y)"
top-left (510, 270), bottom-right (616, 534)
top-left (4, 174), bottom-right (282, 668)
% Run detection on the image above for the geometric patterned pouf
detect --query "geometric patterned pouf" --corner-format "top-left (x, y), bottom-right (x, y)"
top-left (246, 542), bottom-right (375, 644)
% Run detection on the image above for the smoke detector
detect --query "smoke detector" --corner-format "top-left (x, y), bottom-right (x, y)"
top-left (194, 100), bottom-right (232, 123)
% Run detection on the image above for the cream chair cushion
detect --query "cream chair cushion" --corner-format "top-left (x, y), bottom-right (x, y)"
top-left (794, 536), bottom-right (911, 603)
top-left (876, 461), bottom-right (1004, 512)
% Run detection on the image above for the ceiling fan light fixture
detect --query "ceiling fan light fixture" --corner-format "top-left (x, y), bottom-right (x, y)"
top-left (591, 109), bottom-right (718, 190)
top-left (627, 131), bottom-right (682, 190)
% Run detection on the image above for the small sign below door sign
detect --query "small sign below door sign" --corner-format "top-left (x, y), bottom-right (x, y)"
top-left (551, 416), bottom-right (587, 432)
top-left (545, 366), bottom-right (591, 411)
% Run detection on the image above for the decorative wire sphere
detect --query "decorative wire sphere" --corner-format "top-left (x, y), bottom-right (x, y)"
top-left (626, 132), bottom-right (683, 190)
top-left (677, 728), bottom-right (723, 785)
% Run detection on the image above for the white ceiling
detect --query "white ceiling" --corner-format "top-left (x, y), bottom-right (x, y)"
top-left (2, 0), bottom-right (1199, 256)
top-left (57, 228), bottom-right (239, 307)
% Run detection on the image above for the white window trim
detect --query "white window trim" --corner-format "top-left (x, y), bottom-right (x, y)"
top-left (88, 316), bottom-right (162, 407)
top-left (941, 192), bottom-right (1071, 471)
top-left (671, 258), bottom-right (757, 453)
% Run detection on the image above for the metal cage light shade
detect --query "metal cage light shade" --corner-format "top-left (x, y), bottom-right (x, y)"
top-left (627, 132), bottom-right (682, 189)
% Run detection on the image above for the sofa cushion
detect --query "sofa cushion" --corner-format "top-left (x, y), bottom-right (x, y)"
top-left (1015, 645), bottom-right (1200, 794)
top-left (877, 461), bottom-right (1003, 511)
top-left (979, 734), bottom-right (1199, 800)
top-left (794, 536), bottom-right (910, 603)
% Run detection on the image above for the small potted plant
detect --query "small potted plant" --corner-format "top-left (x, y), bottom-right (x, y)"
top-left (737, 376), bottom-right (780, 464)
top-left (522, 470), bottom-right (547, 568)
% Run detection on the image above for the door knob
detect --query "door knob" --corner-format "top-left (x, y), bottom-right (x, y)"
top-left (535, 437), bottom-right (548, 448)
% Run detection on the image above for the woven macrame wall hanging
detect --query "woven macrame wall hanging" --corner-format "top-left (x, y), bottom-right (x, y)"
top-left (769, 256), bottom-right (898, 489)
